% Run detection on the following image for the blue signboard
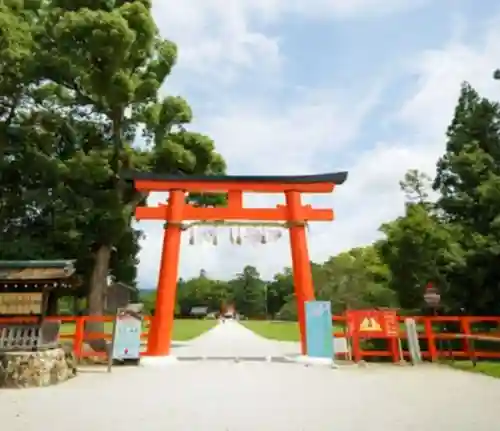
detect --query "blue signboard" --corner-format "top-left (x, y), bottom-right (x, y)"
top-left (111, 309), bottom-right (142, 362)
top-left (305, 301), bottom-right (334, 359)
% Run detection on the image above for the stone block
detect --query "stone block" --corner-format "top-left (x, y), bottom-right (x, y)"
top-left (0, 347), bottom-right (77, 389)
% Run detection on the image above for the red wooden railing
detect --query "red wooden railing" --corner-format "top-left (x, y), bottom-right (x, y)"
top-left (331, 315), bottom-right (500, 362)
top-left (0, 315), bottom-right (152, 360)
top-left (1, 315), bottom-right (498, 363)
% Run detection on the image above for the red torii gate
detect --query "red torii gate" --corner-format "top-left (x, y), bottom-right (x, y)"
top-left (129, 172), bottom-right (348, 357)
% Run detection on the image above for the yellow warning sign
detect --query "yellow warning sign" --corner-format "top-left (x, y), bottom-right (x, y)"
top-left (359, 317), bottom-right (382, 332)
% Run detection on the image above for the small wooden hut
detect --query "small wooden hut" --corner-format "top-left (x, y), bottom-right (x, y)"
top-left (190, 306), bottom-right (209, 319)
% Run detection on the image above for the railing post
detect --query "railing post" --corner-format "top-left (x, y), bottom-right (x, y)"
top-left (390, 336), bottom-right (399, 363)
top-left (339, 315), bottom-right (350, 360)
top-left (424, 317), bottom-right (437, 361)
top-left (352, 332), bottom-right (362, 362)
top-left (460, 317), bottom-right (476, 364)
top-left (73, 316), bottom-right (85, 359)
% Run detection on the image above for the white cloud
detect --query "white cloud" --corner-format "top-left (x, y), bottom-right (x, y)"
top-left (197, 88), bottom-right (381, 175)
top-left (329, 15), bottom-right (500, 255)
top-left (399, 28), bottom-right (500, 134)
top-left (136, 7), bottom-right (500, 287)
top-left (152, 0), bottom-right (282, 84)
top-left (288, 0), bottom-right (427, 19)
top-left (136, 83), bottom-right (382, 284)
top-left (152, 0), bottom-right (427, 86)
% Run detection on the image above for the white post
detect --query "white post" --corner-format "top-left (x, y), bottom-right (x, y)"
top-left (405, 318), bottom-right (422, 364)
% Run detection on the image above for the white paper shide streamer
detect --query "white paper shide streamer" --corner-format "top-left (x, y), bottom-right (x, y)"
top-left (185, 222), bottom-right (284, 246)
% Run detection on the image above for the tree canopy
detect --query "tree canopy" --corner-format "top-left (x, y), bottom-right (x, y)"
top-left (0, 0), bottom-right (224, 318)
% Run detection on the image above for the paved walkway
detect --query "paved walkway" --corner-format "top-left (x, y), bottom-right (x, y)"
top-left (1, 321), bottom-right (499, 430)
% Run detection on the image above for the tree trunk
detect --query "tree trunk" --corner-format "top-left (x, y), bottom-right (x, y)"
top-left (85, 244), bottom-right (112, 352)
top-left (84, 109), bottom-right (122, 354)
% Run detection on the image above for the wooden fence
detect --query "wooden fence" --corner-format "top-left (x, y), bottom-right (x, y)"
top-left (0, 315), bottom-right (499, 363)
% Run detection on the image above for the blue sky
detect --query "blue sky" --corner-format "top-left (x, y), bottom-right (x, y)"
top-left (136, 0), bottom-right (500, 289)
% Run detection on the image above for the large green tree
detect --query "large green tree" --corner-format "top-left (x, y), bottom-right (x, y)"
top-left (0, 1), bottom-right (226, 355)
top-left (17, 1), bottom-right (223, 311)
top-left (0, 2), bottom-right (41, 252)
top-left (378, 168), bottom-right (463, 311)
top-left (0, 3), bottom-right (92, 275)
top-left (378, 203), bottom-right (461, 311)
top-left (433, 82), bottom-right (500, 314)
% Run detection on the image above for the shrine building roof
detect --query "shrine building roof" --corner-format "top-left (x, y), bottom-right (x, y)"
top-left (0, 260), bottom-right (77, 281)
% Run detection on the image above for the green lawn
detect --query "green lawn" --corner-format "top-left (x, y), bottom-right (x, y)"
top-left (242, 321), bottom-right (300, 341)
top-left (241, 320), bottom-right (345, 342)
top-left (172, 319), bottom-right (217, 340)
top-left (448, 360), bottom-right (500, 378)
top-left (59, 318), bottom-right (216, 341)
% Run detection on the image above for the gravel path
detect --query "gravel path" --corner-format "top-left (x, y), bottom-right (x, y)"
top-left (170, 319), bottom-right (348, 358)
top-left (171, 319), bottom-right (301, 358)
top-left (1, 321), bottom-right (499, 431)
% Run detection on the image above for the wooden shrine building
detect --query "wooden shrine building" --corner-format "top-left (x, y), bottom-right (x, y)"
top-left (0, 260), bottom-right (79, 353)
top-left (0, 260), bottom-right (79, 317)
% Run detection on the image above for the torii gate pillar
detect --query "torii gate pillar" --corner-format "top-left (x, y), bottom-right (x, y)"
top-left (286, 190), bottom-right (316, 354)
top-left (146, 190), bottom-right (185, 356)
